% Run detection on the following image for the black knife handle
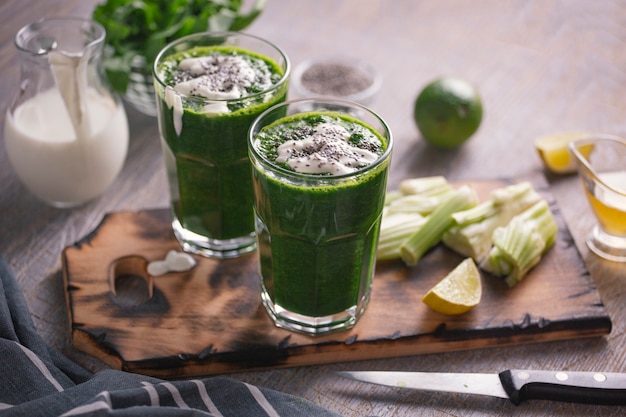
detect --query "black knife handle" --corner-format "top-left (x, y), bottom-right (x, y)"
top-left (498, 369), bottom-right (626, 406)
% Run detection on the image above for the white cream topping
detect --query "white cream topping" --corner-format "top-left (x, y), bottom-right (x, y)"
top-left (275, 122), bottom-right (379, 175)
top-left (166, 54), bottom-right (270, 132)
top-left (201, 101), bottom-right (230, 114)
top-left (147, 250), bottom-right (197, 276)
top-left (174, 55), bottom-right (260, 101)
top-left (165, 86), bottom-right (184, 136)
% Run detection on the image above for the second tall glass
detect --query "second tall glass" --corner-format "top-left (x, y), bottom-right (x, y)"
top-left (153, 32), bottom-right (290, 258)
top-left (249, 98), bottom-right (393, 335)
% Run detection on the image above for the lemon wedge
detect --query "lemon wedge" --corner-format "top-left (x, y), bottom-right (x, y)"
top-left (422, 258), bottom-right (482, 315)
top-left (534, 131), bottom-right (594, 174)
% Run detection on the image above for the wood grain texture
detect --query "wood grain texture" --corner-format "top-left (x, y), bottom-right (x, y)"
top-left (2, 0), bottom-right (626, 415)
top-left (62, 180), bottom-right (610, 378)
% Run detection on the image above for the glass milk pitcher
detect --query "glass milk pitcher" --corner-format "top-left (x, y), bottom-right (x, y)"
top-left (4, 17), bottom-right (129, 208)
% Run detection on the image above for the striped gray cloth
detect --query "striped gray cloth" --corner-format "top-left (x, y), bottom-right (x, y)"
top-left (0, 258), bottom-right (341, 417)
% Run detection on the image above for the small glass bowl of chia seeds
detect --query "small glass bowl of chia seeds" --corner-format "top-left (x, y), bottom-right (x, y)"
top-left (291, 56), bottom-right (382, 106)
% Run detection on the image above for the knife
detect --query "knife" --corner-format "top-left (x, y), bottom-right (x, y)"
top-left (337, 370), bottom-right (626, 405)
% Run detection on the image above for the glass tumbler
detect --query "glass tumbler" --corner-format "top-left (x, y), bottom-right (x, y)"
top-left (153, 32), bottom-right (290, 258)
top-left (248, 98), bottom-right (393, 335)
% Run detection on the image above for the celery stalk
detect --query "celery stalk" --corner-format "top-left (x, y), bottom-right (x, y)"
top-left (442, 182), bottom-right (541, 261)
top-left (520, 199), bottom-right (558, 250)
top-left (386, 192), bottom-right (456, 216)
top-left (377, 213), bottom-right (427, 260)
top-left (399, 176), bottom-right (452, 196)
top-left (378, 176), bottom-right (455, 261)
top-left (384, 190), bottom-right (404, 205)
top-left (481, 200), bottom-right (558, 286)
top-left (484, 218), bottom-right (544, 284)
top-left (400, 185), bottom-right (478, 266)
top-left (385, 176), bottom-right (455, 216)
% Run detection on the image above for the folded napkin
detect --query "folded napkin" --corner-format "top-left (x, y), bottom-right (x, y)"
top-left (0, 258), bottom-right (341, 417)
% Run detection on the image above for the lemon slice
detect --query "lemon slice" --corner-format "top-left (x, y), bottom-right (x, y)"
top-left (422, 258), bottom-right (482, 315)
top-left (534, 131), bottom-right (594, 174)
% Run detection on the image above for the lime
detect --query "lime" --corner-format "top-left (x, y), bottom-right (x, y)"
top-left (534, 131), bottom-right (594, 174)
top-left (414, 77), bottom-right (483, 149)
top-left (422, 258), bottom-right (482, 315)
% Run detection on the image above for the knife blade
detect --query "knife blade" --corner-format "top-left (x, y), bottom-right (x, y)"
top-left (336, 370), bottom-right (626, 405)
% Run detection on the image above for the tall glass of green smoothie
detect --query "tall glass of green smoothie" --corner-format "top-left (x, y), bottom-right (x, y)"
top-left (248, 98), bottom-right (393, 335)
top-left (153, 32), bottom-right (289, 258)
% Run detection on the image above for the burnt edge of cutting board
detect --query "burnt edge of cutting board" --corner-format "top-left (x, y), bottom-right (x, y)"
top-left (62, 177), bottom-right (611, 379)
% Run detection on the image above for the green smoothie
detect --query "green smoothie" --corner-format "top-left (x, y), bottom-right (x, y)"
top-left (250, 108), bottom-right (392, 332)
top-left (154, 38), bottom-right (288, 257)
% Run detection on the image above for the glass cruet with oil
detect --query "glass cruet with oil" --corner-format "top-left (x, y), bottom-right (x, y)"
top-left (569, 134), bottom-right (626, 262)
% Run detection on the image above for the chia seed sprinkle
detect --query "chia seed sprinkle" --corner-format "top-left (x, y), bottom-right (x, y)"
top-left (274, 121), bottom-right (380, 175)
top-left (171, 52), bottom-right (273, 99)
top-left (300, 62), bottom-right (374, 96)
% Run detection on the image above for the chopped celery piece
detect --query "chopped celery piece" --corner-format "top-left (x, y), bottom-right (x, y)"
top-left (399, 176), bottom-right (452, 196)
top-left (442, 182), bottom-right (542, 261)
top-left (509, 199), bottom-right (558, 253)
top-left (384, 190), bottom-right (404, 205)
top-left (400, 185), bottom-right (478, 266)
top-left (484, 218), bottom-right (544, 285)
top-left (386, 192), bottom-right (456, 216)
top-left (385, 176), bottom-right (455, 216)
top-left (378, 176), bottom-right (455, 261)
top-left (377, 213), bottom-right (427, 260)
top-left (481, 200), bottom-right (557, 286)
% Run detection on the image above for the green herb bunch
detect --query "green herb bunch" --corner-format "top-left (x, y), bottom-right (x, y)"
top-left (92, 0), bottom-right (266, 93)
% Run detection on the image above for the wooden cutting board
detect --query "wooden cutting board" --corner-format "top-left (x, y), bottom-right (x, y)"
top-left (62, 179), bottom-right (611, 379)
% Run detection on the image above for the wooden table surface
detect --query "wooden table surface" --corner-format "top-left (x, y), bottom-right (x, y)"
top-left (1, 0), bottom-right (625, 415)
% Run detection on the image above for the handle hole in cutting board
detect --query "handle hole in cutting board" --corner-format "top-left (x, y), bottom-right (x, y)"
top-left (109, 255), bottom-right (154, 306)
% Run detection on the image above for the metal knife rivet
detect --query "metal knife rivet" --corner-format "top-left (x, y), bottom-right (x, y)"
top-left (555, 372), bottom-right (568, 381)
top-left (517, 371), bottom-right (530, 380)
top-left (593, 373), bottom-right (607, 382)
